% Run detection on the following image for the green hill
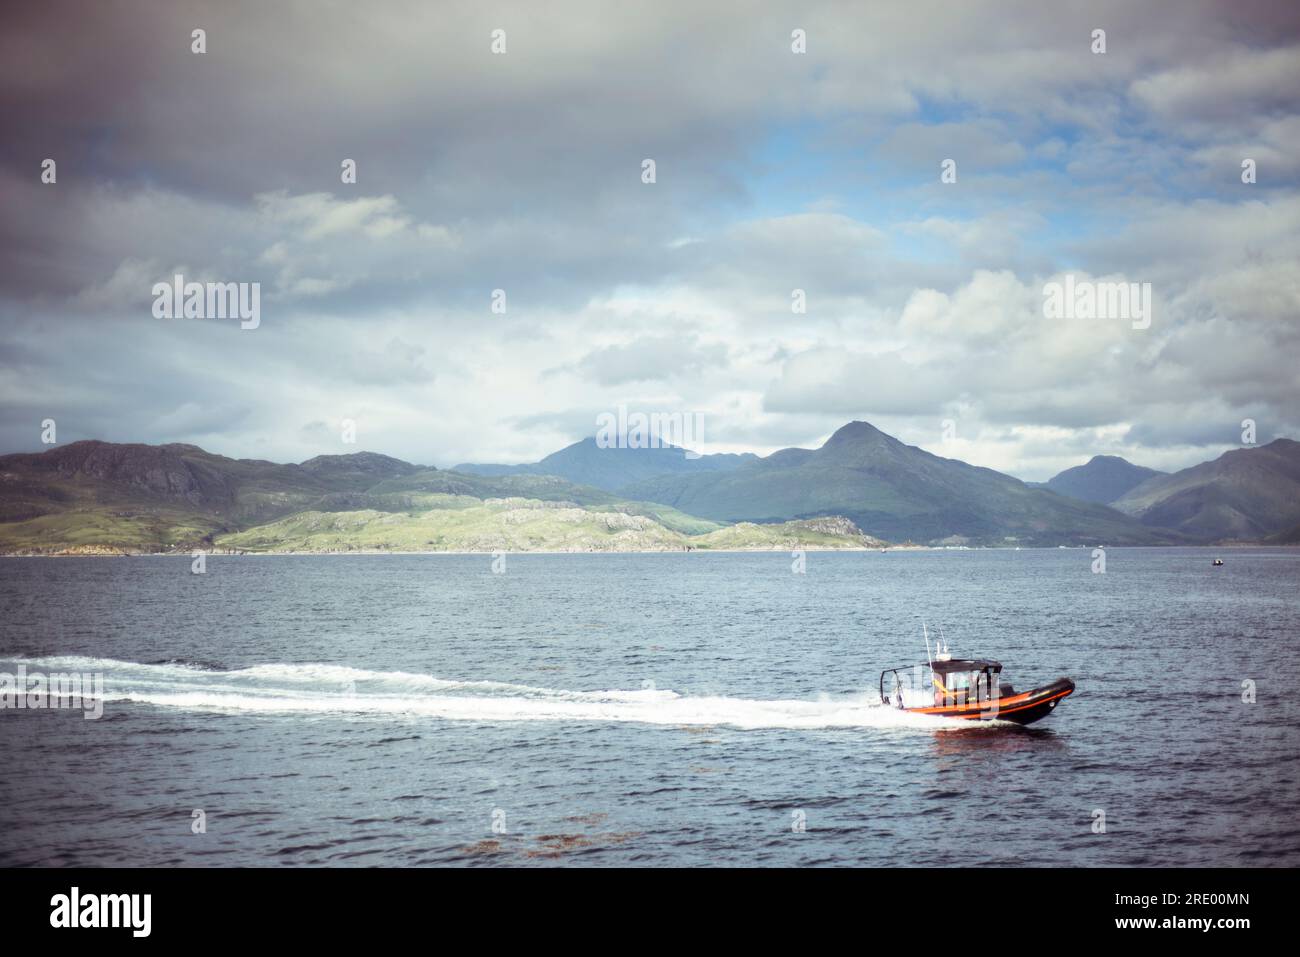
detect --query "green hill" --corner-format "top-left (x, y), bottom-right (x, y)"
top-left (213, 496), bottom-right (883, 553)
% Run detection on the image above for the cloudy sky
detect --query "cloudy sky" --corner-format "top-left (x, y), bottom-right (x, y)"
top-left (2, 0), bottom-right (1298, 480)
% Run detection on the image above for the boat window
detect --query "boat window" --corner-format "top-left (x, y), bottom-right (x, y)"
top-left (950, 671), bottom-right (971, 705)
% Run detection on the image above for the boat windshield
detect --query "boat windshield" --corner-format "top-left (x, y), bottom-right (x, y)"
top-left (882, 666), bottom-right (933, 708)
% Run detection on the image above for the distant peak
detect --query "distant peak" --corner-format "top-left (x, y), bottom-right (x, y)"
top-left (302, 451), bottom-right (409, 465)
top-left (826, 421), bottom-right (888, 444)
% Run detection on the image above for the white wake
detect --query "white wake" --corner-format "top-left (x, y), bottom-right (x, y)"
top-left (0, 655), bottom-right (968, 731)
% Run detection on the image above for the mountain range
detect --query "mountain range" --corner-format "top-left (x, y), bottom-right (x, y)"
top-left (614, 422), bottom-right (1176, 545)
top-left (1, 423), bottom-right (1296, 553)
top-left (461, 425), bottom-right (1300, 546)
top-left (0, 439), bottom-right (873, 554)
top-left (1025, 443), bottom-right (1300, 541)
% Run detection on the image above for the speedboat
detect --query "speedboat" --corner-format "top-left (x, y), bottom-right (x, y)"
top-left (1212, 558), bottom-right (1224, 566)
top-left (880, 630), bottom-right (1074, 726)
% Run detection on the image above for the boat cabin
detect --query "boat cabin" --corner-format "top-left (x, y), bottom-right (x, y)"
top-left (880, 658), bottom-right (1006, 708)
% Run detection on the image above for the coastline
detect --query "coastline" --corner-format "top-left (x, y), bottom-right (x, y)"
top-left (0, 545), bottom-right (917, 557)
top-left (2, 543), bottom-right (1287, 558)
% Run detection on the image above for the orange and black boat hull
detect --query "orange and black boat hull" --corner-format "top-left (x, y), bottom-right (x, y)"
top-left (907, 677), bottom-right (1075, 726)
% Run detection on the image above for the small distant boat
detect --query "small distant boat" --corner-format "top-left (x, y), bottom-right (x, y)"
top-left (1212, 558), bottom-right (1224, 566)
top-left (880, 628), bottom-right (1074, 726)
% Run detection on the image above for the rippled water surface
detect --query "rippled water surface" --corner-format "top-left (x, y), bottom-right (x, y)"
top-left (1, 549), bottom-right (1297, 866)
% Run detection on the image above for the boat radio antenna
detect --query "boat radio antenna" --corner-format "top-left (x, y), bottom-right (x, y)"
top-left (923, 620), bottom-right (933, 670)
